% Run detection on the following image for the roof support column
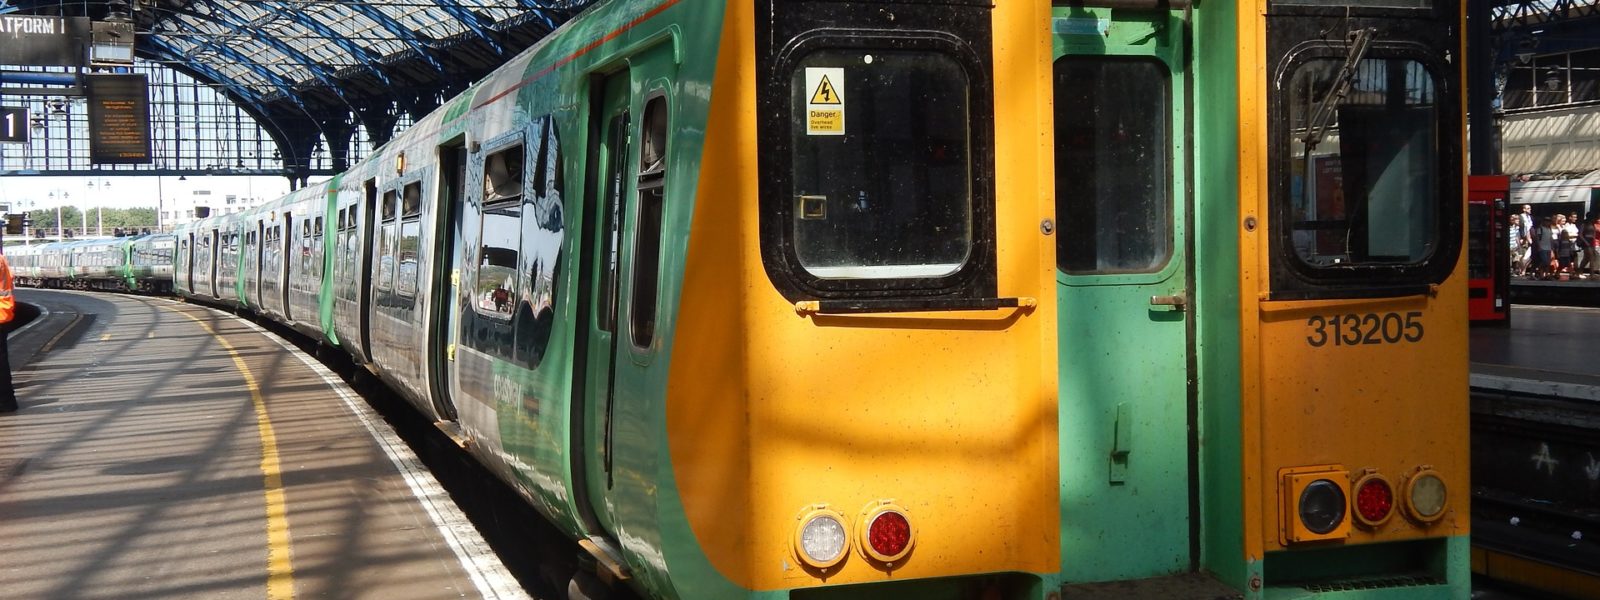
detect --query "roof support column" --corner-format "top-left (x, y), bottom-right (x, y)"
top-left (321, 118), bottom-right (356, 174)
top-left (357, 103), bottom-right (401, 148)
top-left (1468, 0), bottom-right (1502, 175)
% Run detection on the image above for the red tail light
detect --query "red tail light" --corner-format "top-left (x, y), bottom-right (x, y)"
top-left (1353, 472), bottom-right (1395, 527)
top-left (868, 511), bottom-right (911, 558)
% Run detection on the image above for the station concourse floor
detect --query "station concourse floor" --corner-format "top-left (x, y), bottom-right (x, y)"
top-left (0, 289), bottom-right (528, 599)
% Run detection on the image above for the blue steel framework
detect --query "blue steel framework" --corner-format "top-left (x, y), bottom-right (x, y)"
top-left (0, 61), bottom-right (312, 176)
top-left (0, 0), bottom-right (593, 184)
top-left (1469, 0), bottom-right (1600, 175)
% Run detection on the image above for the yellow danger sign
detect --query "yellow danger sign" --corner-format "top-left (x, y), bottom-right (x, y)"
top-left (804, 67), bottom-right (845, 136)
top-left (810, 75), bottom-right (842, 105)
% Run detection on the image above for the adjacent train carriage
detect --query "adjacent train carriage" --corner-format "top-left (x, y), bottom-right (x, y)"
top-left (1047, 2), bottom-right (1467, 597)
top-left (127, 234), bottom-right (178, 294)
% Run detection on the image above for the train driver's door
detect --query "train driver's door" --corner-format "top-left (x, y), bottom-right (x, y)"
top-left (1051, 5), bottom-right (1194, 582)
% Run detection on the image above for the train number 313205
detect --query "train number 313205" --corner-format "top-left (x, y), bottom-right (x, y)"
top-left (1306, 311), bottom-right (1424, 347)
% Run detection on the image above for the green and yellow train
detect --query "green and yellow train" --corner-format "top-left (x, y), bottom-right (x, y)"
top-left (165, 0), bottom-right (1476, 598)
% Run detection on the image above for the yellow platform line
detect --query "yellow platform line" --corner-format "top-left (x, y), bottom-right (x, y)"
top-left (163, 305), bottom-right (295, 599)
top-left (1473, 545), bottom-right (1600, 599)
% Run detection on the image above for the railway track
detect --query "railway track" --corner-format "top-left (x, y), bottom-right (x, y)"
top-left (1469, 387), bottom-right (1600, 598)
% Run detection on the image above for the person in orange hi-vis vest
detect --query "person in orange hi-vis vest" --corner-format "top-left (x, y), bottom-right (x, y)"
top-left (0, 251), bottom-right (16, 414)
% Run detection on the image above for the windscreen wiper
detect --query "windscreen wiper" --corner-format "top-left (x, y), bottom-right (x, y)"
top-left (1301, 27), bottom-right (1377, 152)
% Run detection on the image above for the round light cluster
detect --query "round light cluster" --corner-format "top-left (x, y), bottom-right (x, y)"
top-left (865, 510), bottom-right (912, 562)
top-left (1352, 474), bottom-right (1395, 527)
top-left (1298, 479), bottom-right (1347, 535)
top-left (794, 509), bottom-right (849, 570)
top-left (1405, 470), bottom-right (1448, 523)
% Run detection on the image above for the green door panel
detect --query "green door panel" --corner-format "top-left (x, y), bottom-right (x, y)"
top-left (1053, 7), bottom-right (1193, 583)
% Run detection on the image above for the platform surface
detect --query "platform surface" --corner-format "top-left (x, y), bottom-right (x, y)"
top-left (1472, 304), bottom-right (1600, 394)
top-left (0, 289), bottom-right (527, 599)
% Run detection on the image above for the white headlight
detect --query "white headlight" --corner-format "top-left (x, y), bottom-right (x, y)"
top-left (799, 513), bottom-right (847, 566)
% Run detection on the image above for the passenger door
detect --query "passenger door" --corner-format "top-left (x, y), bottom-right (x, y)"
top-left (1052, 7), bottom-right (1194, 581)
top-left (575, 72), bottom-right (631, 537)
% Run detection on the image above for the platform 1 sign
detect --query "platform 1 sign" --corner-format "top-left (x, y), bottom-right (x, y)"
top-left (86, 73), bottom-right (152, 164)
top-left (0, 15), bottom-right (88, 67)
top-left (0, 106), bottom-right (26, 143)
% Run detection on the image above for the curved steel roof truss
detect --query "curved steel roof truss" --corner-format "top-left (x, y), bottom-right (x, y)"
top-left (5, 0), bottom-right (598, 179)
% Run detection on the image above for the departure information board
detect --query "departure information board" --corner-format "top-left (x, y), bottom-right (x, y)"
top-left (86, 73), bottom-right (152, 164)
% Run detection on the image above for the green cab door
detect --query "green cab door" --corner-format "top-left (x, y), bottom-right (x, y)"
top-left (1052, 7), bottom-right (1194, 583)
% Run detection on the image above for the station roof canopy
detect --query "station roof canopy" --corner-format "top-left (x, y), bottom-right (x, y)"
top-left (2, 0), bottom-right (596, 174)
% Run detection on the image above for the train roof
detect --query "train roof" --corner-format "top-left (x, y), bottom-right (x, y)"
top-left (1510, 170), bottom-right (1600, 206)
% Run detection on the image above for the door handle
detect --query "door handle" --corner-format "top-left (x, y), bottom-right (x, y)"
top-left (1150, 294), bottom-right (1186, 311)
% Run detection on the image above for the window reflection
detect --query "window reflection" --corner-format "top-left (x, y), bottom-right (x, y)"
top-left (1286, 58), bottom-right (1439, 267)
top-left (478, 202), bottom-right (520, 315)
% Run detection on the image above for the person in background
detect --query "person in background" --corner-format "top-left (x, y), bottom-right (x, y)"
top-left (0, 250), bottom-right (15, 414)
top-left (1532, 216), bottom-right (1555, 280)
top-left (1571, 212), bottom-right (1587, 278)
top-left (1555, 214), bottom-right (1576, 276)
top-left (1510, 214), bottom-right (1527, 278)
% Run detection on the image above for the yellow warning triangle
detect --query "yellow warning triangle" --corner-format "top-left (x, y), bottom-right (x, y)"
top-left (811, 75), bottom-right (842, 105)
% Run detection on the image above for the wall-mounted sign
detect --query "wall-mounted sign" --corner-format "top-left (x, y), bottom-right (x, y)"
top-left (0, 15), bottom-right (88, 67)
top-left (87, 73), bottom-right (152, 164)
top-left (0, 106), bottom-right (26, 143)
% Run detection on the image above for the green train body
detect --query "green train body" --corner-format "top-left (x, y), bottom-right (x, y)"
top-left (10, 234), bottom-right (175, 293)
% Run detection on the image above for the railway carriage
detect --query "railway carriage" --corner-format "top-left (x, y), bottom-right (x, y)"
top-left (1043, 1), bottom-right (1467, 597)
top-left (175, 1), bottom-right (1059, 598)
top-left (8, 244), bottom-right (43, 287)
top-left (127, 234), bottom-right (177, 293)
top-left (161, 0), bottom-right (1473, 598)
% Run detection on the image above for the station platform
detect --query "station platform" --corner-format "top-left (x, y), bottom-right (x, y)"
top-left (0, 289), bottom-right (529, 599)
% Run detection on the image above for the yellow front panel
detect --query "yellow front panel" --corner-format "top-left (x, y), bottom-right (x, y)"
top-left (1237, 0), bottom-right (1470, 555)
top-left (664, 1), bottom-right (1058, 591)
top-left (1255, 290), bottom-right (1469, 551)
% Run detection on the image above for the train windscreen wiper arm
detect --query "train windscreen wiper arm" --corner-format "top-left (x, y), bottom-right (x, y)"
top-left (1301, 27), bottom-right (1377, 153)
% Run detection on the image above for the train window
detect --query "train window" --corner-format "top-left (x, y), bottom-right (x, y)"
top-left (476, 202), bottom-right (521, 317)
top-left (397, 220), bottom-right (419, 298)
top-left (1054, 57), bottom-right (1172, 274)
top-left (631, 96), bottom-right (668, 349)
top-left (402, 182), bottom-right (422, 217)
top-left (1281, 58), bottom-right (1440, 269)
top-left (477, 144), bottom-right (524, 317)
top-left (788, 49), bottom-right (972, 280)
top-left (337, 208), bottom-right (346, 231)
top-left (313, 216), bottom-right (323, 239)
top-left (378, 191), bottom-right (398, 292)
top-left (484, 146), bottom-right (523, 204)
top-left (599, 114), bottom-right (627, 333)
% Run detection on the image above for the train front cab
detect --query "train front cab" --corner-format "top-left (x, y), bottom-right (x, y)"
top-left (1228, 1), bottom-right (1469, 597)
top-left (628, 1), bottom-right (1059, 598)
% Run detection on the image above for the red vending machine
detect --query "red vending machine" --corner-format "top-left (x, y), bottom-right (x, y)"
top-left (1469, 175), bottom-right (1510, 323)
